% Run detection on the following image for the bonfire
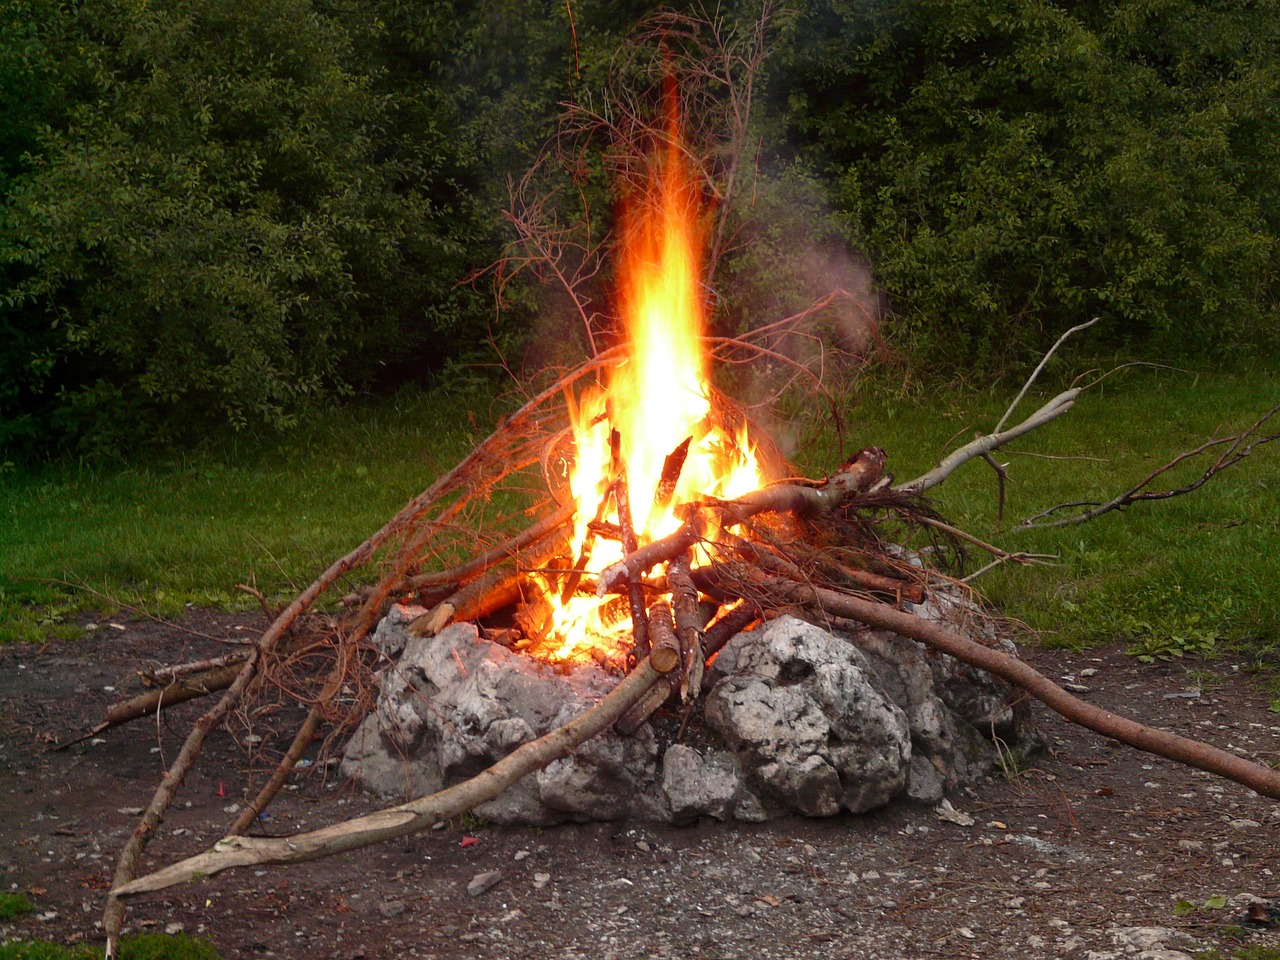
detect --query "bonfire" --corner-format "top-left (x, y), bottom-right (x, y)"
top-left (90, 12), bottom-right (1280, 956)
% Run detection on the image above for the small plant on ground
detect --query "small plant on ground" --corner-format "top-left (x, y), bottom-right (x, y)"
top-left (0, 892), bottom-right (34, 921)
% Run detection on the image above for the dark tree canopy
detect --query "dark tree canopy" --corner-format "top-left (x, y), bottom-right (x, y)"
top-left (1, 0), bottom-right (1277, 456)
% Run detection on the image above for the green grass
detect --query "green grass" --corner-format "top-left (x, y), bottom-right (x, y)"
top-left (0, 893), bottom-right (35, 922)
top-left (0, 934), bottom-right (221, 960)
top-left (0, 382), bottom-right (496, 643)
top-left (3, 362), bottom-right (1278, 663)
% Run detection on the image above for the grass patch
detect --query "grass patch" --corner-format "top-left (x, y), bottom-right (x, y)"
top-left (794, 360), bottom-right (1280, 654)
top-left (3, 362), bottom-right (1278, 660)
top-left (0, 893), bottom-right (35, 921)
top-left (0, 935), bottom-right (220, 960)
top-left (0, 382), bottom-right (496, 643)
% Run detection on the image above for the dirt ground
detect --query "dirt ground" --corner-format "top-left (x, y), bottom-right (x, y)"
top-left (1, 609), bottom-right (1278, 960)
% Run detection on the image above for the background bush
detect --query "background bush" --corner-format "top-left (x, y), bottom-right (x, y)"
top-left (783, 0), bottom-right (1280, 369)
top-left (2, 0), bottom-right (1278, 458)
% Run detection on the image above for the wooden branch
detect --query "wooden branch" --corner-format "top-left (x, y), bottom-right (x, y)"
top-left (666, 554), bottom-right (705, 701)
top-left (140, 652), bottom-right (251, 686)
top-left (379, 501), bottom-right (575, 599)
top-left (112, 657), bottom-right (665, 899)
top-left (756, 578), bottom-right (1280, 801)
top-left (1019, 403), bottom-right (1280, 529)
top-left (992, 318), bottom-right (1099, 434)
top-left (895, 390), bottom-right (1080, 495)
top-left (651, 436), bottom-right (692, 517)
top-left (56, 663), bottom-right (246, 751)
top-left (612, 435), bottom-right (651, 660)
top-left (913, 516), bottom-right (1057, 574)
top-left (702, 600), bottom-right (762, 659)
top-left (597, 518), bottom-right (704, 597)
top-left (720, 447), bottom-right (887, 524)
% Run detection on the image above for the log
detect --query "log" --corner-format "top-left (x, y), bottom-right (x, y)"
top-left (702, 600), bottom-right (762, 660)
top-left (612, 437), bottom-right (650, 659)
top-left (111, 657), bottom-right (665, 898)
top-left (646, 601), bottom-right (682, 674)
top-left (651, 436), bottom-right (692, 516)
top-left (758, 577), bottom-right (1280, 801)
top-left (56, 663), bottom-right (247, 750)
top-left (666, 554), bottom-right (705, 701)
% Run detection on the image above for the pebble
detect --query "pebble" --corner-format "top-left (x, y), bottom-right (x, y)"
top-left (467, 871), bottom-right (502, 897)
top-left (164, 922), bottom-right (184, 935)
top-left (533, 872), bottom-right (551, 889)
top-left (514, 850), bottom-right (531, 861)
top-left (377, 899), bottom-right (407, 918)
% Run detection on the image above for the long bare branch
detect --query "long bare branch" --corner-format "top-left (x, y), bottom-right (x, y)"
top-left (895, 389), bottom-right (1080, 495)
top-left (112, 658), bottom-right (665, 899)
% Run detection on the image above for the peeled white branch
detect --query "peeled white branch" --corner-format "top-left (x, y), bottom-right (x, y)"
top-left (111, 658), bottom-right (664, 899)
top-left (895, 389), bottom-right (1079, 495)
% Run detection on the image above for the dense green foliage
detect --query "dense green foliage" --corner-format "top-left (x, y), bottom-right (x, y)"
top-left (0, 0), bottom-right (499, 454)
top-left (2, 0), bottom-right (1278, 456)
top-left (786, 0), bottom-right (1280, 367)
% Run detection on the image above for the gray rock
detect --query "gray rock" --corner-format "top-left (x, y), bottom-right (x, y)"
top-left (343, 597), bottom-right (1025, 824)
top-left (376, 899), bottom-right (407, 918)
top-left (705, 616), bottom-right (911, 815)
top-left (661, 745), bottom-right (740, 823)
top-left (466, 871), bottom-right (502, 897)
top-left (341, 622), bottom-right (660, 825)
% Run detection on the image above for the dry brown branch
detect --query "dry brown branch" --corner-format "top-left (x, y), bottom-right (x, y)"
top-left (139, 652), bottom-right (251, 686)
top-left (1019, 403), bottom-right (1280, 529)
top-left (755, 579), bottom-right (1280, 800)
top-left (371, 501), bottom-right (575, 600)
top-left (56, 662), bottom-right (246, 751)
top-left (111, 657), bottom-right (665, 898)
top-left (103, 349), bottom-right (632, 954)
top-left (912, 516), bottom-right (1057, 576)
top-left (702, 599), bottom-right (762, 660)
top-left (666, 553), bottom-right (705, 701)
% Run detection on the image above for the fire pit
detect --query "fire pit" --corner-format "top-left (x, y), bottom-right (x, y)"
top-left (338, 97), bottom-right (1028, 823)
top-left (342, 599), bottom-right (1023, 824)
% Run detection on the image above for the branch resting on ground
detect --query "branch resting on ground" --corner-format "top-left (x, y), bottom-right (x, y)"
top-left (757, 577), bottom-right (1280, 801)
top-left (112, 656), bottom-right (667, 898)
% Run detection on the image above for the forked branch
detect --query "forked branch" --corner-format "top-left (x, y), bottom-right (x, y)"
top-left (1020, 403), bottom-right (1280, 529)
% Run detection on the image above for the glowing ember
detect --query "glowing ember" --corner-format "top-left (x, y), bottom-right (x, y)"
top-left (537, 109), bottom-right (765, 663)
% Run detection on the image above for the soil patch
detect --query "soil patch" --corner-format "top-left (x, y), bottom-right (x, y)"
top-left (1, 611), bottom-right (1277, 959)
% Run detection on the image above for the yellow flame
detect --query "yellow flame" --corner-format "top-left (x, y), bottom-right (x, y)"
top-left (538, 111), bottom-right (764, 663)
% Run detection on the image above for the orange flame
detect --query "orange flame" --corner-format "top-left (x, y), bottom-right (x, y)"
top-left (539, 106), bottom-right (764, 663)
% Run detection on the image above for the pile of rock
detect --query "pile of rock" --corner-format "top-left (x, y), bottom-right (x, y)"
top-left (341, 605), bottom-right (1025, 825)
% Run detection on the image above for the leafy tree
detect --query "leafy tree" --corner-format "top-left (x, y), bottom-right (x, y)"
top-left (784, 0), bottom-right (1280, 369)
top-left (0, 0), bottom-right (492, 454)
